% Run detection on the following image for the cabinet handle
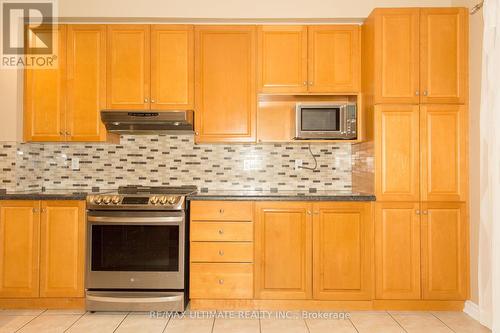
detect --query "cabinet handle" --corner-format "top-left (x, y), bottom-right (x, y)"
top-left (218, 250), bottom-right (224, 256)
top-left (423, 210), bottom-right (428, 215)
top-left (32, 208), bottom-right (38, 213)
top-left (59, 131), bottom-right (64, 136)
top-left (195, 132), bottom-right (199, 136)
top-left (307, 210), bottom-right (312, 215)
top-left (144, 98), bottom-right (149, 103)
top-left (309, 81), bottom-right (313, 85)
top-left (219, 208), bottom-right (224, 214)
top-left (303, 81), bottom-right (307, 86)
top-left (218, 229), bottom-right (224, 235)
top-left (151, 99), bottom-right (156, 103)
top-left (416, 210), bottom-right (421, 215)
top-left (423, 90), bottom-right (428, 96)
top-left (65, 131), bottom-right (70, 136)
top-left (415, 91), bottom-right (420, 96)
top-left (218, 279), bottom-right (224, 285)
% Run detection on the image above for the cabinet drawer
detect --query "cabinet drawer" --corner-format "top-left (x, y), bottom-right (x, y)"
top-left (190, 263), bottom-right (253, 299)
top-left (191, 222), bottom-right (253, 242)
top-left (190, 201), bottom-right (253, 221)
top-left (191, 242), bottom-right (253, 263)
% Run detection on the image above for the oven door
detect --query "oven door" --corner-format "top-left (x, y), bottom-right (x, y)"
top-left (295, 104), bottom-right (347, 139)
top-left (86, 211), bottom-right (184, 290)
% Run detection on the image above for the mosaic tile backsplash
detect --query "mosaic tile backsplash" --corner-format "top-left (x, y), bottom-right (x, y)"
top-left (0, 135), bottom-right (355, 192)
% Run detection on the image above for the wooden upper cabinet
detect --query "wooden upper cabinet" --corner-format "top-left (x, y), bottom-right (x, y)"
top-left (313, 202), bottom-right (372, 300)
top-left (375, 105), bottom-right (420, 201)
top-left (151, 25), bottom-right (194, 109)
top-left (195, 26), bottom-right (256, 143)
top-left (0, 201), bottom-right (40, 298)
top-left (420, 8), bottom-right (468, 104)
top-left (421, 202), bottom-right (468, 300)
top-left (375, 202), bottom-right (421, 300)
top-left (308, 25), bottom-right (360, 93)
top-left (257, 26), bottom-right (308, 93)
top-left (24, 25), bottom-right (66, 142)
top-left (420, 105), bottom-right (467, 202)
top-left (373, 9), bottom-right (420, 103)
top-left (107, 25), bottom-right (150, 109)
top-left (39, 201), bottom-right (85, 298)
top-left (66, 25), bottom-right (107, 141)
top-left (254, 202), bottom-right (312, 299)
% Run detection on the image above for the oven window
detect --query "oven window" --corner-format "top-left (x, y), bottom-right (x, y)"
top-left (301, 108), bottom-right (340, 131)
top-left (91, 225), bottom-right (179, 272)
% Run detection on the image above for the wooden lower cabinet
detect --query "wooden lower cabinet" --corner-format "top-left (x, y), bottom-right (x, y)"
top-left (375, 202), bottom-right (421, 299)
top-left (313, 202), bottom-right (372, 300)
top-left (421, 202), bottom-right (468, 300)
top-left (0, 200), bottom-right (85, 300)
top-left (39, 201), bottom-right (85, 298)
top-left (254, 202), bottom-right (312, 300)
top-left (0, 201), bottom-right (41, 298)
top-left (190, 263), bottom-right (253, 299)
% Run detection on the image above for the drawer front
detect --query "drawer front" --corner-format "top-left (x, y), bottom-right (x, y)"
top-left (190, 263), bottom-right (253, 299)
top-left (191, 242), bottom-right (253, 263)
top-left (190, 201), bottom-right (253, 221)
top-left (191, 222), bottom-right (253, 242)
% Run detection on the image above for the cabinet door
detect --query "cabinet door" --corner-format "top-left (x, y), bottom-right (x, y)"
top-left (373, 9), bottom-right (420, 104)
top-left (421, 202), bottom-right (468, 300)
top-left (420, 105), bottom-right (467, 201)
top-left (375, 105), bottom-right (420, 201)
top-left (151, 25), bottom-right (194, 110)
top-left (66, 25), bottom-right (107, 142)
top-left (254, 202), bottom-right (312, 299)
top-left (308, 25), bottom-right (360, 93)
top-left (195, 26), bottom-right (256, 143)
top-left (39, 201), bottom-right (85, 298)
top-left (0, 201), bottom-right (40, 298)
top-left (257, 26), bottom-right (308, 93)
top-left (24, 25), bottom-right (66, 142)
top-left (313, 202), bottom-right (372, 300)
top-left (107, 25), bottom-right (150, 109)
top-left (375, 202), bottom-right (421, 300)
top-left (420, 8), bottom-right (468, 104)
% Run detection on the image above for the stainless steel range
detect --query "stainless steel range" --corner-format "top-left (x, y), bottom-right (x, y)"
top-left (85, 185), bottom-right (197, 312)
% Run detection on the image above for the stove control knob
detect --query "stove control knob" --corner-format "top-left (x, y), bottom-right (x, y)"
top-left (150, 196), bottom-right (159, 205)
top-left (159, 196), bottom-right (168, 205)
top-left (94, 196), bottom-right (103, 204)
top-left (112, 196), bottom-right (120, 205)
top-left (102, 196), bottom-right (111, 205)
top-left (168, 196), bottom-right (177, 205)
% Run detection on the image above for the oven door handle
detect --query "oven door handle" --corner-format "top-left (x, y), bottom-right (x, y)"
top-left (86, 294), bottom-right (183, 303)
top-left (87, 216), bottom-right (183, 224)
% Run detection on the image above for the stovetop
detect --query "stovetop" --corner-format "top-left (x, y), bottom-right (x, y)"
top-left (86, 185), bottom-right (197, 210)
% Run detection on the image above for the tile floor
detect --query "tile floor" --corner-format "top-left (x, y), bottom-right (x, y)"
top-left (0, 309), bottom-right (491, 333)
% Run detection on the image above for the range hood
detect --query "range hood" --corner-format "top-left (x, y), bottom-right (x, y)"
top-left (101, 110), bottom-right (194, 134)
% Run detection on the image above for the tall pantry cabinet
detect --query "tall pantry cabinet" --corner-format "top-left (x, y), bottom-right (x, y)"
top-left (363, 8), bottom-right (469, 301)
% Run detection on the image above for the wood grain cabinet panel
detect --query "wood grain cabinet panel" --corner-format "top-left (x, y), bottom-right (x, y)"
top-left (254, 202), bottom-right (312, 300)
top-left (420, 105), bottom-right (467, 202)
top-left (375, 202), bottom-right (421, 300)
top-left (373, 9), bottom-right (420, 103)
top-left (375, 105), bottom-right (420, 201)
top-left (0, 201), bottom-right (40, 298)
top-left (421, 202), bottom-right (468, 300)
top-left (190, 201), bottom-right (253, 221)
top-left (420, 8), bottom-right (468, 104)
top-left (195, 26), bottom-right (256, 143)
top-left (107, 25), bottom-right (150, 109)
top-left (257, 26), bottom-right (308, 93)
top-left (190, 263), bottom-right (253, 299)
top-left (312, 202), bottom-right (372, 300)
top-left (39, 201), bottom-right (85, 298)
top-left (151, 25), bottom-right (194, 109)
top-left (66, 25), bottom-right (107, 141)
top-left (308, 25), bottom-right (360, 93)
top-left (24, 25), bottom-right (66, 142)
top-left (191, 222), bottom-right (253, 242)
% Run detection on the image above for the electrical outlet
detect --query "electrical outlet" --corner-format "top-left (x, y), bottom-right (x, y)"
top-left (294, 159), bottom-right (303, 170)
top-left (71, 158), bottom-right (80, 171)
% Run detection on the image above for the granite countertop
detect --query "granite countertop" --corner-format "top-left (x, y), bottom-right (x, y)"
top-left (0, 189), bottom-right (105, 200)
top-left (188, 190), bottom-right (376, 201)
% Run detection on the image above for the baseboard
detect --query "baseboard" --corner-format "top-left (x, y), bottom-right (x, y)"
top-left (463, 301), bottom-right (480, 320)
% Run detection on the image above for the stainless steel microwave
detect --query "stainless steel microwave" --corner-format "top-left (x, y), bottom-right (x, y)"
top-left (295, 102), bottom-right (357, 140)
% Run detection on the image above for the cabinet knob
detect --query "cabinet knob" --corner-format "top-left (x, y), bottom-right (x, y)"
top-left (218, 250), bottom-right (224, 256)
top-left (59, 131), bottom-right (64, 136)
top-left (219, 208), bottom-right (224, 214)
top-left (195, 132), bottom-right (199, 136)
top-left (303, 81), bottom-right (307, 86)
top-left (423, 210), bottom-right (428, 215)
top-left (416, 210), bottom-right (421, 215)
top-left (65, 131), bottom-right (70, 136)
top-left (144, 98), bottom-right (149, 103)
top-left (32, 208), bottom-right (38, 213)
top-left (415, 91), bottom-right (420, 96)
top-left (218, 279), bottom-right (224, 285)
top-left (307, 210), bottom-right (312, 215)
top-left (218, 229), bottom-right (224, 235)
top-left (309, 81), bottom-right (313, 85)
top-left (151, 99), bottom-right (156, 103)
top-left (423, 90), bottom-right (428, 96)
